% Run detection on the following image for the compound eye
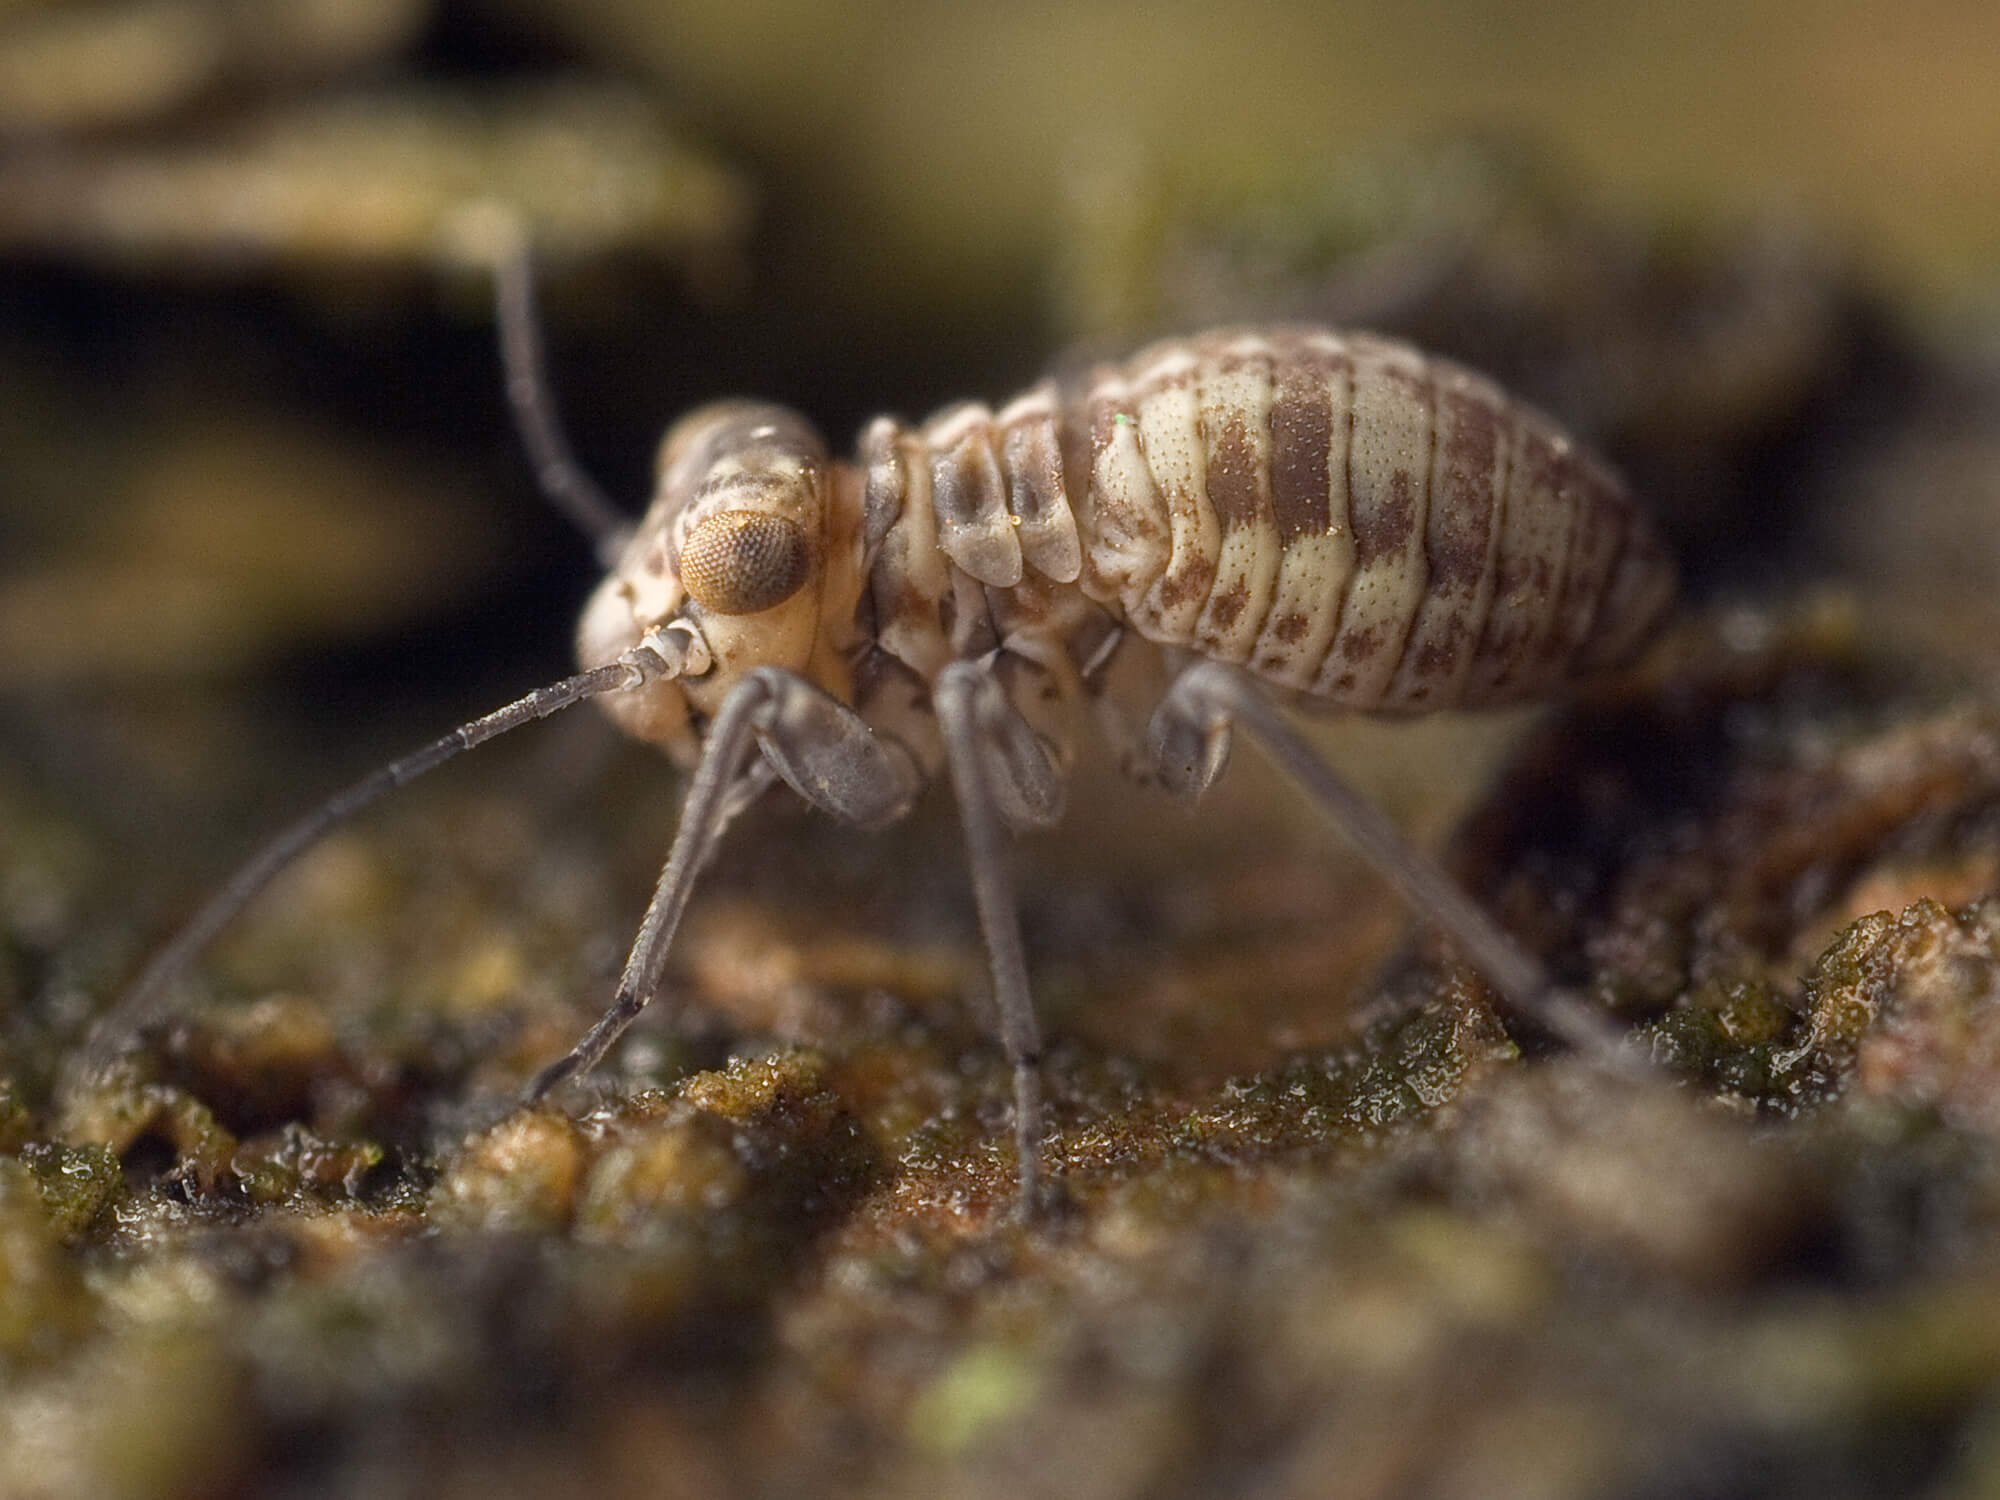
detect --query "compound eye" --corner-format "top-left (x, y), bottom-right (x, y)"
top-left (677, 510), bottom-right (814, 615)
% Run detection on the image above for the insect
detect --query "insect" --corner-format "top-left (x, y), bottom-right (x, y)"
top-left (74, 246), bottom-right (1675, 1215)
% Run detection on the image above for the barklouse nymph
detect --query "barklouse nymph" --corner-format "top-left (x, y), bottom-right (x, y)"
top-left (75, 251), bottom-right (1675, 1215)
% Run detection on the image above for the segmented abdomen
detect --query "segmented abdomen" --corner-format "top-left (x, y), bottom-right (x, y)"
top-left (1079, 328), bottom-right (1672, 709)
top-left (860, 327), bottom-right (1673, 710)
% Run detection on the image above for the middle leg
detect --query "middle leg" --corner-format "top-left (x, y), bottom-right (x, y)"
top-left (933, 657), bottom-right (1068, 1217)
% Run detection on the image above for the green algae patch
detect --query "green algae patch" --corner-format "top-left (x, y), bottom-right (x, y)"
top-left (58, 1056), bottom-right (390, 1209)
top-left (1644, 977), bottom-right (1796, 1101)
top-left (439, 1051), bottom-right (880, 1339)
top-left (1782, 907), bottom-right (1916, 1098)
top-left (1771, 897), bottom-right (2000, 1134)
top-left (18, 1140), bottom-right (122, 1240)
top-left (225, 1124), bottom-right (386, 1206)
top-left (1176, 986), bottom-right (1515, 1162)
top-left (574, 1052), bottom-right (879, 1261)
top-left (60, 1076), bottom-right (239, 1194)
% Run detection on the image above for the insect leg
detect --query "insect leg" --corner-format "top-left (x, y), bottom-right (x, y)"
top-left (934, 659), bottom-right (1068, 1217)
top-left (749, 672), bottom-right (926, 832)
top-left (1145, 660), bottom-right (1638, 1067)
top-left (64, 657), bottom-right (663, 1104)
top-left (523, 667), bottom-right (923, 1101)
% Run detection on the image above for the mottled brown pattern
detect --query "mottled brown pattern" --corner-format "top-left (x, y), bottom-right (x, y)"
top-left (1089, 399), bottom-right (1121, 451)
top-left (1153, 554), bottom-right (1218, 611)
top-left (1078, 398), bottom-right (1163, 604)
top-left (1319, 339), bottom-right (1434, 707)
top-left (1340, 623), bottom-right (1383, 663)
top-left (1369, 356), bottom-right (1431, 402)
top-left (1408, 620), bottom-right (1470, 679)
top-left (1205, 580), bottom-right (1250, 632)
top-left (1372, 364), bottom-right (1509, 710)
top-left (1352, 467), bottom-right (1418, 565)
top-left (1542, 458), bottom-right (1624, 671)
top-left (1270, 610), bottom-right (1311, 644)
top-left (1123, 351), bottom-right (1220, 644)
top-left (1323, 336), bottom-right (1436, 696)
top-left (1204, 411), bottom-right (1263, 533)
top-left (1578, 524), bottom-right (1675, 672)
top-left (1130, 358), bottom-right (1197, 404)
top-left (1464, 596), bottom-right (1530, 695)
top-left (1086, 400), bottom-right (1151, 516)
top-left (1269, 348), bottom-right (1336, 543)
top-left (1428, 382), bottom-right (1501, 593)
top-left (1467, 419), bottom-right (1569, 693)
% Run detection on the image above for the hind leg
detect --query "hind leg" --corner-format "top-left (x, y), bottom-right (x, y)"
top-left (1145, 659), bottom-right (1636, 1067)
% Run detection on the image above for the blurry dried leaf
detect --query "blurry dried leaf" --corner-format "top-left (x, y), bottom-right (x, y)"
top-left (0, 410), bottom-right (501, 682)
top-left (0, 0), bottom-right (429, 134)
top-left (0, 80), bottom-right (750, 277)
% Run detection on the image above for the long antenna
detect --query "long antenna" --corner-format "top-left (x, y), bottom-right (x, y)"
top-left (492, 240), bottom-right (635, 566)
top-left (65, 658), bottom-right (655, 1097)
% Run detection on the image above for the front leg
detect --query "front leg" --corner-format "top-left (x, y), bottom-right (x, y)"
top-left (525, 667), bottom-right (923, 1102)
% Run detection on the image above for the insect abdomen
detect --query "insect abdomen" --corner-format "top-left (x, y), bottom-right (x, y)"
top-left (1077, 328), bottom-right (1673, 710)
